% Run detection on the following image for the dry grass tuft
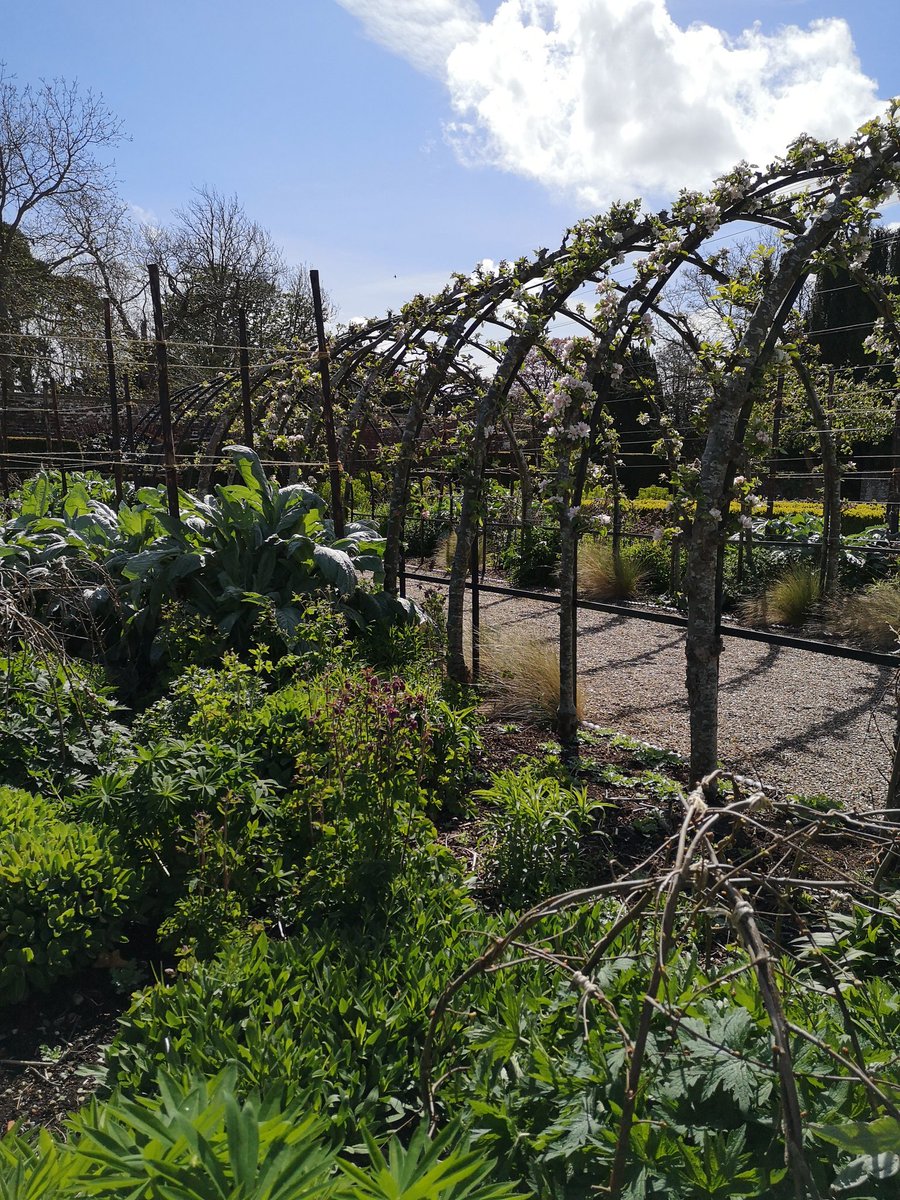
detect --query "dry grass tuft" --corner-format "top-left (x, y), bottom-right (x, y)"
top-left (740, 564), bottom-right (820, 627)
top-left (830, 580), bottom-right (900, 650)
top-left (480, 628), bottom-right (585, 724)
top-left (433, 530), bottom-right (457, 570)
top-left (578, 541), bottom-right (644, 602)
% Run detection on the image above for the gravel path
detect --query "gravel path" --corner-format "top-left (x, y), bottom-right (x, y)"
top-left (410, 577), bottom-right (897, 808)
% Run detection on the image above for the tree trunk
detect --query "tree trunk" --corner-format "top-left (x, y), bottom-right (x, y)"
top-left (796, 362), bottom-right (841, 598)
top-left (557, 509), bottom-right (579, 744)
top-left (384, 398), bottom-right (426, 595)
top-left (686, 497), bottom-right (725, 784)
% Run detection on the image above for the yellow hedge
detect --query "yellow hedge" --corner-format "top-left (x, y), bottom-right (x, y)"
top-left (627, 498), bottom-right (886, 522)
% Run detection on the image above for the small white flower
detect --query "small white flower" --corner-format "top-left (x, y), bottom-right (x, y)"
top-left (651, 526), bottom-right (664, 542)
top-left (738, 514), bottom-right (753, 529)
top-left (733, 475), bottom-right (746, 486)
top-left (636, 411), bottom-right (650, 426)
top-left (567, 506), bottom-right (581, 521)
top-left (597, 514), bottom-right (612, 527)
top-left (709, 508), bottom-right (722, 521)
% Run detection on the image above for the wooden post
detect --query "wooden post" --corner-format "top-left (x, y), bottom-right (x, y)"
top-left (47, 382), bottom-right (67, 495)
top-left (766, 370), bottom-right (785, 519)
top-left (103, 298), bottom-right (124, 505)
top-left (0, 378), bottom-right (9, 499)
top-left (470, 519), bottom-right (480, 683)
top-left (41, 382), bottom-right (51, 470)
top-left (237, 305), bottom-right (254, 449)
top-left (309, 269), bottom-right (345, 537)
top-left (147, 263), bottom-right (180, 521)
top-left (123, 374), bottom-right (135, 453)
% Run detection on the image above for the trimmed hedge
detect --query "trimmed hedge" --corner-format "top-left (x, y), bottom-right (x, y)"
top-left (629, 498), bottom-right (886, 533)
top-left (0, 788), bottom-right (135, 1004)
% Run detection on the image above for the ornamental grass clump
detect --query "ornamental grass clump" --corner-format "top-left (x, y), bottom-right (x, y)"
top-left (740, 564), bottom-right (820, 627)
top-left (577, 541), bottom-right (644, 602)
top-left (433, 530), bottom-right (457, 570)
top-left (830, 579), bottom-right (900, 649)
top-left (480, 628), bottom-right (584, 724)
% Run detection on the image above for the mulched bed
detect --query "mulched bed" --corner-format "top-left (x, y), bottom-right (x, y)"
top-left (440, 718), bottom-right (883, 901)
top-left (0, 971), bottom-right (126, 1136)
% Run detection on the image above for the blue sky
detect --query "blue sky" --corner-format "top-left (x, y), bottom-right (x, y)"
top-left (4, 1), bottom-right (900, 320)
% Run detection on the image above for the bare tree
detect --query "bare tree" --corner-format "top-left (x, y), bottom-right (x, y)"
top-left (140, 186), bottom-right (320, 381)
top-left (0, 65), bottom-right (123, 386)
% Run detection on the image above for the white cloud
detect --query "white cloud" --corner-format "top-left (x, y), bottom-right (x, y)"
top-left (337, 0), bottom-right (885, 206)
top-left (128, 202), bottom-right (159, 228)
top-left (335, 0), bottom-right (481, 76)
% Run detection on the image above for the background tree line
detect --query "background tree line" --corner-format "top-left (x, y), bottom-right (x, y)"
top-left (0, 65), bottom-right (323, 397)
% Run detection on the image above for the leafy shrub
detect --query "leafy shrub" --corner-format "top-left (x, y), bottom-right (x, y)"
top-left (740, 564), bottom-right (820, 627)
top-left (82, 656), bottom-right (481, 936)
top-left (476, 767), bottom-right (606, 905)
top-left (577, 540), bottom-right (644, 601)
top-left (830, 580), bottom-right (900, 649)
top-left (0, 450), bottom-right (400, 680)
top-left (0, 645), bottom-right (128, 795)
top-left (499, 524), bottom-right (560, 587)
top-left (480, 629), bottom-right (584, 725)
top-left (0, 787), bottom-right (135, 1003)
top-left (626, 538), bottom-right (671, 594)
top-left (102, 871), bottom-right (479, 1142)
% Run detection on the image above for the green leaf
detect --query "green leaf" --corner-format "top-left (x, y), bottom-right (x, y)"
top-left (313, 545), bottom-right (357, 597)
top-left (225, 445), bottom-right (272, 506)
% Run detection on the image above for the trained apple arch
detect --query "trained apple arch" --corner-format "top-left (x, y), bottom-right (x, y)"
top-left (146, 103), bottom-right (900, 785)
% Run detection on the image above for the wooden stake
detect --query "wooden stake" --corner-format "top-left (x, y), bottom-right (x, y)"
top-left (123, 374), bottom-right (135, 454)
top-left (237, 305), bottom-right (254, 448)
top-left (103, 299), bottom-right (124, 505)
top-left (0, 378), bottom-right (9, 499)
top-left (147, 264), bottom-right (180, 521)
top-left (309, 269), bottom-right (345, 538)
top-left (48, 381), bottom-right (67, 495)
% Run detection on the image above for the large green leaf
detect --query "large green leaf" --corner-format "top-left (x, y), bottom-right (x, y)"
top-left (63, 481), bottom-right (91, 519)
top-left (313, 545), bottom-right (358, 597)
top-left (225, 445), bottom-right (272, 507)
top-left (20, 474), bottom-right (52, 519)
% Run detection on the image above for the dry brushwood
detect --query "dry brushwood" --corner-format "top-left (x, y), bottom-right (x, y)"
top-left (420, 775), bottom-right (900, 1199)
